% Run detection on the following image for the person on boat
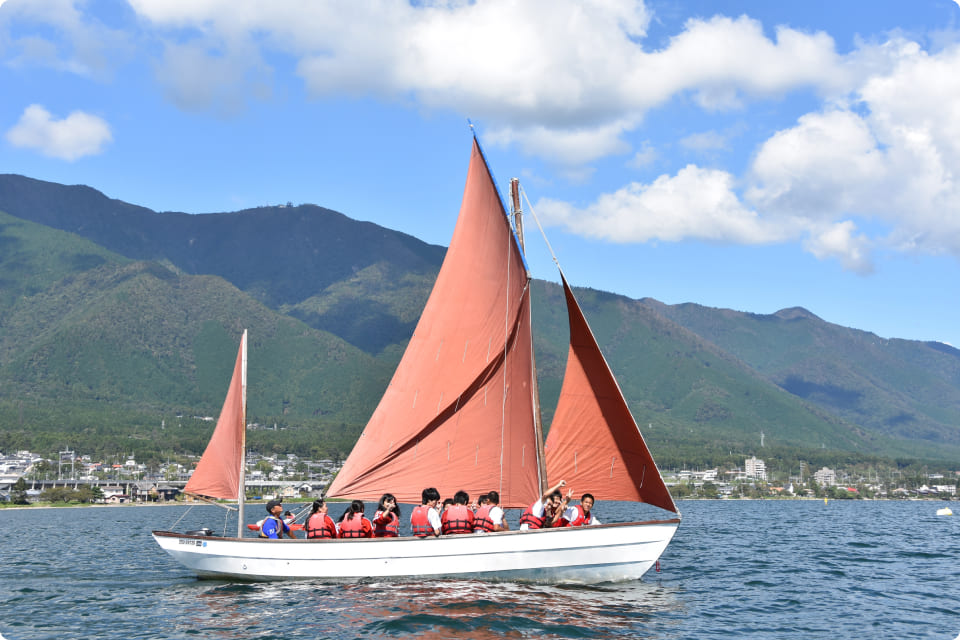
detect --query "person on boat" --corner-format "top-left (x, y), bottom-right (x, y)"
top-left (440, 490), bottom-right (475, 535)
top-left (440, 498), bottom-right (454, 514)
top-left (558, 493), bottom-right (601, 527)
top-left (474, 490), bottom-right (509, 533)
top-left (519, 480), bottom-right (571, 530)
top-left (410, 487), bottom-right (441, 537)
top-left (373, 493), bottom-right (401, 537)
top-left (260, 499), bottom-right (296, 539)
top-left (339, 499), bottom-right (373, 538)
top-left (304, 498), bottom-right (337, 539)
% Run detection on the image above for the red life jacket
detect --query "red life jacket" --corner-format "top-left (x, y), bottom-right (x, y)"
top-left (519, 504), bottom-right (544, 529)
top-left (568, 504), bottom-right (593, 526)
top-left (305, 513), bottom-right (336, 539)
top-left (339, 515), bottom-right (372, 538)
top-left (373, 510), bottom-right (399, 537)
top-left (440, 504), bottom-right (474, 534)
top-left (410, 505), bottom-right (435, 537)
top-left (474, 505), bottom-right (495, 532)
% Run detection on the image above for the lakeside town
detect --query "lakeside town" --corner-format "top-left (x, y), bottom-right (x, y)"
top-left (2, 449), bottom-right (957, 506)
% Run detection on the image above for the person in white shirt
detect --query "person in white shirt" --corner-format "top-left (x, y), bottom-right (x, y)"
top-left (474, 490), bottom-right (509, 532)
top-left (561, 493), bottom-right (601, 526)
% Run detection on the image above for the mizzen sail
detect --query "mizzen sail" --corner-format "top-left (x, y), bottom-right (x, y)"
top-left (327, 141), bottom-right (542, 509)
top-left (184, 330), bottom-right (247, 502)
top-left (545, 277), bottom-right (677, 514)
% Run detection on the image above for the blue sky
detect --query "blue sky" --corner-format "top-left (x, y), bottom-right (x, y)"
top-left (2, 0), bottom-right (960, 347)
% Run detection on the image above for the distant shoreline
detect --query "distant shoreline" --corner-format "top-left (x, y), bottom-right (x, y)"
top-left (2, 495), bottom-right (953, 511)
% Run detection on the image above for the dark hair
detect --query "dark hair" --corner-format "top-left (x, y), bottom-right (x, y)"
top-left (310, 499), bottom-right (325, 515)
top-left (486, 490), bottom-right (500, 505)
top-left (442, 498), bottom-right (454, 510)
top-left (549, 490), bottom-right (563, 501)
top-left (453, 490), bottom-right (469, 505)
top-left (581, 493), bottom-right (595, 503)
top-left (346, 499), bottom-right (365, 521)
top-left (378, 493), bottom-right (401, 518)
top-left (421, 487), bottom-right (440, 505)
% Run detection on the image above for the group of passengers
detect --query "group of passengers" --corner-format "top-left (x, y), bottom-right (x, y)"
top-left (258, 480), bottom-right (598, 539)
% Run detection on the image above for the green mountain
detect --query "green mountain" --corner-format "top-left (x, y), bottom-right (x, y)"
top-left (1, 173), bottom-right (958, 466)
top-left (644, 301), bottom-right (960, 447)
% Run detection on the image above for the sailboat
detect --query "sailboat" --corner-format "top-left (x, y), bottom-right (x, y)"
top-left (152, 138), bottom-right (680, 582)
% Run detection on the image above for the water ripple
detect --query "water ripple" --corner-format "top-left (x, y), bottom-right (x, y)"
top-left (2, 501), bottom-right (959, 639)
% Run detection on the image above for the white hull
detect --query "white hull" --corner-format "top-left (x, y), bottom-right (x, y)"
top-left (153, 518), bottom-right (679, 583)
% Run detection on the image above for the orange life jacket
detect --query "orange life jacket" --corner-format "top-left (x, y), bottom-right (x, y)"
top-left (519, 504), bottom-right (544, 529)
top-left (305, 513), bottom-right (336, 539)
top-left (568, 504), bottom-right (593, 526)
top-left (373, 510), bottom-right (400, 537)
top-left (473, 505), bottom-right (496, 532)
top-left (339, 515), bottom-right (372, 538)
top-left (410, 505), bottom-right (435, 537)
top-left (441, 504), bottom-right (474, 534)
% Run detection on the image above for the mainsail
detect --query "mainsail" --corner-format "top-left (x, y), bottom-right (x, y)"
top-left (184, 330), bottom-right (247, 503)
top-left (545, 277), bottom-right (677, 514)
top-left (327, 141), bottom-right (543, 509)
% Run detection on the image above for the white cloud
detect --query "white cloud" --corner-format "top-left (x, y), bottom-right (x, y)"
top-left (538, 36), bottom-right (960, 271)
top-left (680, 130), bottom-right (728, 152)
top-left (0, 0), bottom-right (131, 77)
top-left (5, 104), bottom-right (112, 161)
top-left (742, 42), bottom-right (960, 264)
top-left (120, 2), bottom-right (843, 164)
top-left (535, 165), bottom-right (794, 245)
top-left (803, 221), bottom-right (873, 274)
top-left (9, 1), bottom-right (960, 270)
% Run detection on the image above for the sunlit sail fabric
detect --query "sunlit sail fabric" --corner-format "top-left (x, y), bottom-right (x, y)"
top-left (327, 141), bottom-right (542, 509)
top-left (184, 331), bottom-right (246, 501)
top-left (545, 277), bottom-right (677, 514)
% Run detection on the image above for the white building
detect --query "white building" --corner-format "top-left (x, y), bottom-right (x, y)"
top-left (745, 456), bottom-right (767, 481)
top-left (813, 467), bottom-right (836, 486)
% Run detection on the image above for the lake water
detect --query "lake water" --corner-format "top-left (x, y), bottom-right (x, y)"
top-left (1, 500), bottom-right (958, 639)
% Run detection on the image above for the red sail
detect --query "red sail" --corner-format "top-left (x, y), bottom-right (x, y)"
top-left (327, 141), bottom-right (542, 509)
top-left (545, 277), bottom-right (677, 513)
top-left (184, 331), bottom-right (247, 501)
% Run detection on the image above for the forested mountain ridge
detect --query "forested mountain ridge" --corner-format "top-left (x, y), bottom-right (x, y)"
top-left (1, 173), bottom-right (958, 465)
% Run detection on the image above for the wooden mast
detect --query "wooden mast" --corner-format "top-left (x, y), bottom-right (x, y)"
top-left (237, 329), bottom-right (247, 538)
top-left (510, 178), bottom-right (548, 495)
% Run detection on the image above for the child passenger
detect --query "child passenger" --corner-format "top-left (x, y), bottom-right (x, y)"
top-left (373, 493), bottom-right (401, 537)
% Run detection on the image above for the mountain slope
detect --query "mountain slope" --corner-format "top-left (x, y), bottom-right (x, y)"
top-left (2, 175), bottom-right (960, 464)
top-left (0, 174), bottom-right (445, 340)
top-left (646, 301), bottom-right (960, 447)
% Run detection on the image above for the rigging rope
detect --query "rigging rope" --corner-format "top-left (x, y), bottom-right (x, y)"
top-left (519, 184), bottom-right (565, 280)
top-left (169, 504), bottom-right (195, 531)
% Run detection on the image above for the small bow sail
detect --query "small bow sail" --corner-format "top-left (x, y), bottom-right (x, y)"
top-left (545, 277), bottom-right (677, 514)
top-left (184, 330), bottom-right (247, 507)
top-left (326, 141), bottom-right (543, 509)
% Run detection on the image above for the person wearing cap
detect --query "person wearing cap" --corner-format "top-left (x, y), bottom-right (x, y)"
top-left (260, 499), bottom-right (296, 539)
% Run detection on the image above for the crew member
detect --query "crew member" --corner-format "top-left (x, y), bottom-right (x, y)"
top-left (305, 498), bottom-right (337, 539)
top-left (373, 493), bottom-right (401, 537)
top-left (559, 493), bottom-right (601, 527)
top-left (441, 490), bottom-right (475, 534)
top-left (474, 490), bottom-right (509, 533)
top-left (260, 499), bottom-right (296, 539)
top-left (339, 500), bottom-right (373, 538)
top-left (519, 480), bottom-right (569, 530)
top-left (410, 487), bottom-right (441, 537)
